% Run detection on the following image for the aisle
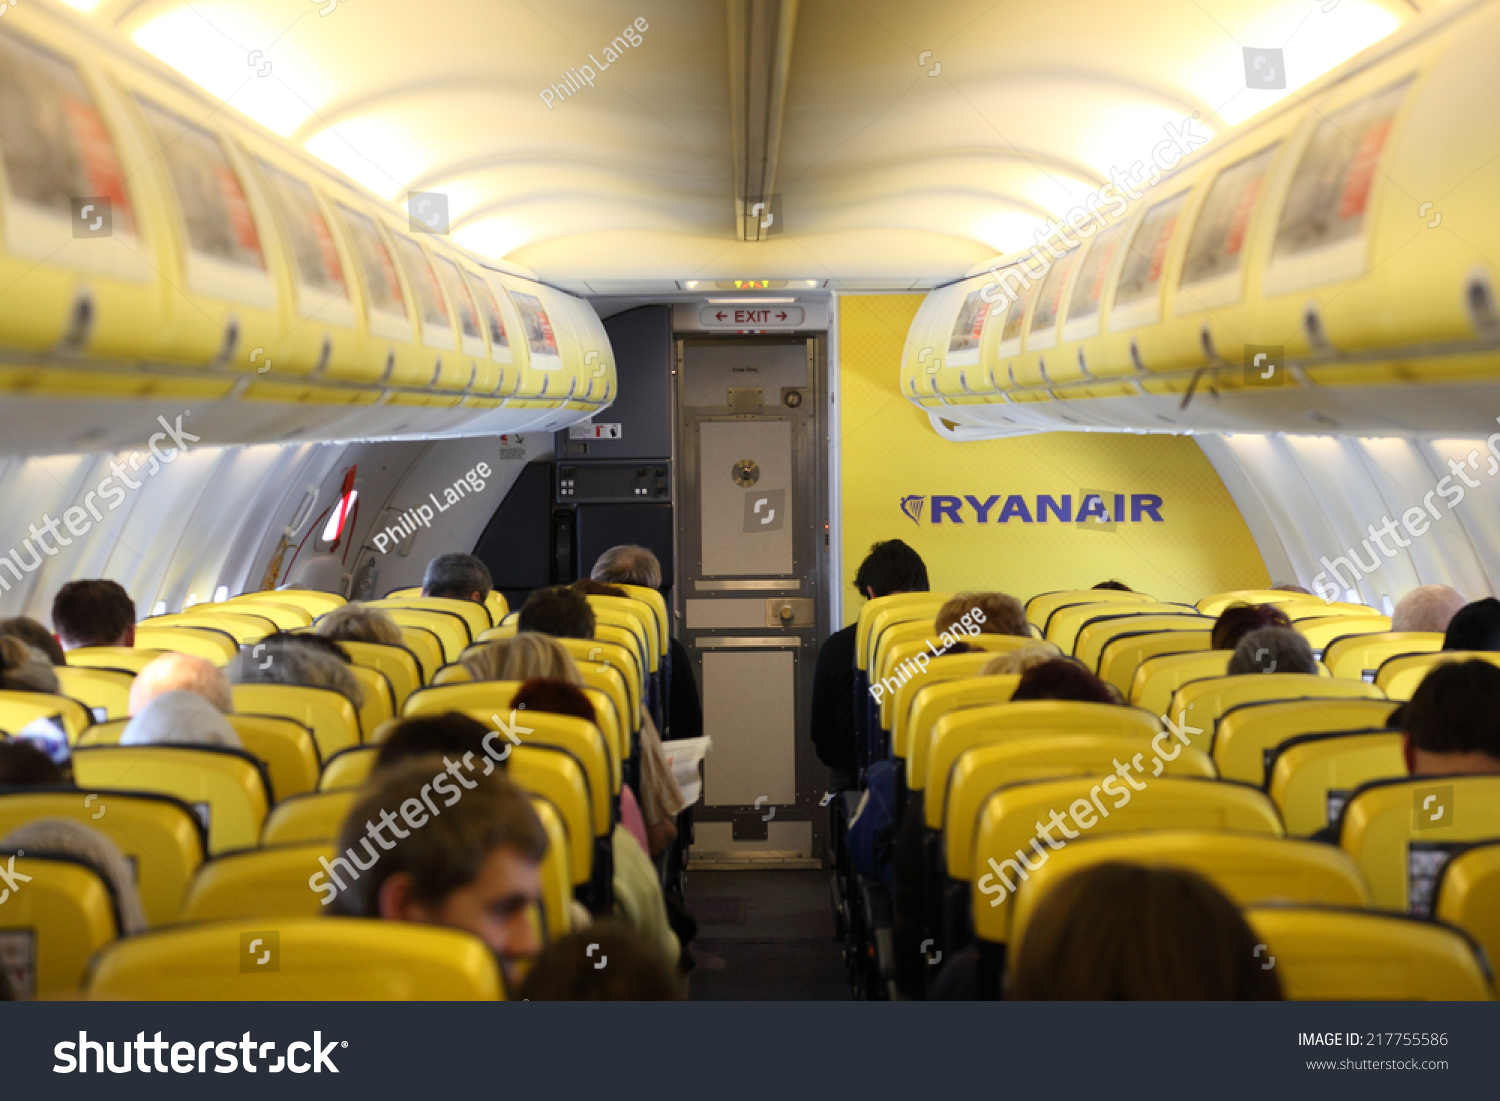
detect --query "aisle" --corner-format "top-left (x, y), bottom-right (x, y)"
top-left (684, 869), bottom-right (851, 1001)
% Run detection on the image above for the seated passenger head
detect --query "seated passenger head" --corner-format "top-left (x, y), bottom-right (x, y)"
top-left (462, 632), bottom-right (581, 685)
top-left (1442, 598), bottom-right (1500, 652)
top-left (1392, 585), bottom-right (1467, 634)
top-left (0, 637), bottom-right (59, 694)
top-left (1, 818), bottom-right (148, 935)
top-left (130, 653), bottom-right (232, 714)
top-left (0, 617), bottom-right (64, 665)
top-left (853, 539), bottom-right (928, 601)
top-left (1010, 659), bottom-right (1121, 704)
top-left (1270, 582), bottom-right (1313, 595)
top-left (326, 756), bottom-right (548, 986)
top-left (935, 592), bottom-right (1027, 638)
top-left (1226, 627), bottom-right (1316, 677)
top-left (1211, 602), bottom-right (1292, 651)
top-left (982, 641), bottom-right (1063, 676)
top-left (591, 544), bottom-right (662, 589)
top-left (0, 740), bottom-right (66, 787)
top-left (570, 578), bottom-right (626, 599)
top-left (1092, 580), bottom-right (1132, 592)
top-left (228, 632), bottom-right (363, 709)
top-left (1008, 862), bottom-right (1282, 1001)
top-left (120, 691), bottom-right (242, 749)
top-left (52, 579), bottom-right (135, 650)
top-left (519, 923), bottom-right (682, 1001)
top-left (517, 587), bottom-right (595, 640)
top-left (511, 678), bottom-right (596, 723)
top-left (375, 712), bottom-right (494, 772)
top-left (315, 602), bottom-right (403, 647)
top-left (1399, 659), bottom-right (1500, 776)
top-left (421, 554), bottom-right (492, 604)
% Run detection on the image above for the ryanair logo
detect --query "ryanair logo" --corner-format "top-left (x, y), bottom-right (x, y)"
top-left (897, 493), bottom-right (1164, 526)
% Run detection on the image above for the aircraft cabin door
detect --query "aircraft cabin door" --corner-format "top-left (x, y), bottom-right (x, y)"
top-left (676, 336), bottom-right (827, 866)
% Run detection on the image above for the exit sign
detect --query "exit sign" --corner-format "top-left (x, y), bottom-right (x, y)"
top-left (697, 305), bottom-right (805, 329)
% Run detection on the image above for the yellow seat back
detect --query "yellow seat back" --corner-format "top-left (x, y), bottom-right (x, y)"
top-left (875, 635), bottom-right (1032, 730)
top-left (1212, 696), bottom-right (1399, 785)
top-left (1285, 602), bottom-right (1383, 622)
top-left (86, 918), bottom-right (502, 1000)
top-left (370, 596), bottom-right (488, 640)
top-left (1130, 651), bottom-right (1232, 716)
top-left (857, 592), bottom-right (951, 672)
top-left (508, 744), bottom-right (594, 882)
top-left (555, 637), bottom-right (641, 732)
top-left (231, 589), bottom-right (346, 617)
top-left (888, 653), bottom-right (997, 757)
top-left (146, 610), bottom-right (280, 643)
top-left (369, 607), bottom-right (471, 663)
top-left (530, 796), bottom-right (574, 939)
top-left (1377, 651), bottom-right (1500, 700)
top-left (1246, 907), bottom-right (1493, 1000)
top-left (1339, 775), bottom-right (1500, 912)
top-left (1098, 629), bottom-right (1212, 695)
top-left (1074, 613), bottom-right (1213, 671)
top-left (1196, 590), bottom-right (1323, 617)
top-left (1026, 588), bottom-right (1155, 632)
top-left (0, 689), bottom-right (94, 744)
top-left (340, 640), bottom-right (424, 709)
top-left (941, 732), bottom-right (1216, 878)
top-left (66, 647), bottom-right (167, 673)
top-left (997, 831), bottom-right (1368, 951)
top-left (485, 591), bottom-right (509, 624)
top-left (902, 675), bottom-right (1019, 780)
top-left (1296, 615), bottom-right (1395, 650)
top-left (1170, 673), bottom-right (1385, 731)
top-left (397, 625), bottom-right (445, 681)
top-left (586, 599), bottom-right (658, 674)
top-left (72, 745), bottom-right (271, 856)
top-left (53, 666), bottom-right (134, 720)
top-left (1323, 632), bottom-right (1444, 681)
top-left (231, 684), bottom-right (361, 758)
top-left (320, 746), bottom-right (381, 792)
top-left (180, 842), bottom-right (337, 922)
top-left (1434, 842), bottom-right (1500, 975)
top-left (1267, 730), bottom-right (1408, 837)
top-left (261, 790), bottom-right (360, 845)
top-left (0, 789), bottom-right (204, 927)
top-left (1046, 601), bottom-right (1186, 653)
top-left (133, 624), bottom-right (239, 663)
top-left (228, 713), bottom-right (322, 800)
top-left (0, 853), bottom-right (118, 998)
top-left (615, 583), bottom-right (668, 656)
top-left (347, 663), bottom-right (396, 738)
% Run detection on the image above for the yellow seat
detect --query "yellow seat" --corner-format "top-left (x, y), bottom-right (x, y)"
top-left (554, 637), bottom-right (642, 732)
top-left (1026, 588), bottom-right (1156, 635)
top-left (66, 647), bottom-right (168, 673)
top-left (875, 635), bottom-right (1031, 731)
top-left (477, 622), bottom-right (518, 644)
top-left (889, 653), bottom-right (998, 758)
top-left (230, 589), bottom-right (343, 619)
top-left (1434, 842), bottom-right (1500, 974)
top-left (1339, 775), bottom-right (1500, 912)
top-left (1267, 730), bottom-right (1407, 837)
top-left (1098, 629), bottom-right (1212, 695)
top-left (1074, 612), bottom-right (1213, 671)
top-left (860, 596), bottom-right (951, 673)
top-left (0, 689), bottom-right (94, 744)
top-left (1169, 673), bottom-right (1385, 732)
top-left (0, 789), bottom-right (204, 927)
top-left (145, 611), bottom-right (279, 644)
top-left (941, 732), bottom-right (1216, 883)
top-left (85, 918), bottom-right (502, 1000)
top-left (1130, 651), bottom-right (1232, 717)
top-left (261, 790), bottom-right (359, 845)
top-left (1212, 696), bottom-right (1400, 785)
top-left (180, 842), bottom-right (337, 922)
top-left (998, 831), bottom-right (1369, 952)
top-left (900, 674), bottom-right (1019, 776)
top-left (1323, 632), bottom-right (1444, 681)
top-left (1196, 590), bottom-right (1323, 617)
top-left (133, 624), bottom-right (239, 663)
top-left (615, 583), bottom-right (668, 657)
top-left (72, 745), bottom-right (271, 856)
top-left (393, 625), bottom-right (445, 682)
top-left (338, 641), bottom-right (425, 710)
top-left (320, 746), bottom-right (381, 792)
top-left (228, 713), bottom-right (322, 800)
top-left (529, 797), bottom-right (574, 939)
top-left (509, 744), bottom-right (594, 884)
top-left (1285, 602), bottom-right (1383, 622)
top-left (367, 607), bottom-right (471, 663)
top-left (1377, 651), bottom-right (1500, 700)
top-left (1045, 601), bottom-right (1190, 654)
top-left (1245, 907), bottom-right (1492, 1000)
top-left (586, 597), bottom-right (658, 674)
top-left (52, 666), bottom-right (134, 720)
top-left (1296, 615), bottom-right (1396, 651)
top-left (369, 596), bottom-right (488, 641)
top-left (0, 853), bottom-right (118, 998)
top-left (978, 782), bottom-right (1293, 949)
top-left (388, 587), bottom-right (507, 627)
top-left (232, 683), bottom-right (361, 758)
top-left (347, 664), bottom-right (396, 739)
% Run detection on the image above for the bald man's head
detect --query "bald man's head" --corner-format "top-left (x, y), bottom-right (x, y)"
top-left (130, 653), bottom-right (233, 714)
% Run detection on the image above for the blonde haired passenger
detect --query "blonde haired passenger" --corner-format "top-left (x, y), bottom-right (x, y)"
top-left (982, 640), bottom-right (1063, 676)
top-left (315, 602), bottom-right (404, 647)
top-left (462, 632), bottom-right (581, 684)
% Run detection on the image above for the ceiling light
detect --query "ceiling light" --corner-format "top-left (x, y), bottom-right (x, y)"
top-left (707, 297), bottom-right (797, 304)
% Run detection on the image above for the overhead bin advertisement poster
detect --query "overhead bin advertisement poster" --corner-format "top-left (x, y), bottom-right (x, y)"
top-left (393, 236), bottom-right (450, 328)
top-left (1067, 222), bottom-right (1125, 321)
top-left (339, 205), bottom-right (407, 317)
top-left (946, 288), bottom-right (990, 362)
top-left (466, 272), bottom-right (511, 353)
top-left (1115, 192), bottom-right (1187, 307)
top-left (1181, 144), bottom-right (1277, 286)
top-left (258, 160), bottom-right (347, 300)
top-left (0, 34), bottom-right (136, 235)
top-left (512, 291), bottom-right (560, 359)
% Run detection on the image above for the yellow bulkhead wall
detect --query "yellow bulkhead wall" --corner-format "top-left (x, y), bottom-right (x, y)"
top-left (841, 295), bottom-right (1269, 623)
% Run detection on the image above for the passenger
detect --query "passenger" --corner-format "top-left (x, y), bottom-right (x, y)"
top-left (120, 691), bottom-right (241, 748)
top-left (518, 923), bottom-right (683, 1001)
top-left (129, 653), bottom-right (233, 714)
top-left (590, 543), bottom-right (703, 743)
top-left (421, 553), bottom-right (492, 605)
top-left (935, 592), bottom-right (1028, 638)
top-left (811, 539), bottom-right (928, 786)
top-left (1210, 602), bottom-right (1292, 651)
top-left (981, 640), bottom-right (1063, 676)
top-left (1006, 863), bottom-right (1282, 1000)
top-left (1, 818), bottom-right (148, 935)
top-left (517, 585), bottom-right (595, 639)
top-left (511, 677), bottom-right (679, 967)
top-left (374, 712), bottom-right (493, 771)
top-left (227, 632), bottom-right (363, 710)
top-left (1442, 598), bottom-right (1500, 651)
top-left (315, 602), bottom-right (404, 647)
top-left (1226, 626), bottom-right (1316, 676)
top-left (1391, 584), bottom-right (1467, 634)
top-left (1270, 582), bottom-right (1314, 595)
top-left (462, 631), bottom-right (580, 683)
top-left (1092, 580), bottom-right (1132, 592)
top-left (51, 579), bottom-right (135, 650)
top-left (325, 756), bottom-right (548, 990)
top-left (0, 617), bottom-right (64, 665)
top-left (1010, 658), bottom-right (1122, 704)
top-left (1398, 660), bottom-right (1500, 776)
top-left (0, 740), bottom-right (66, 787)
top-left (0, 636), bottom-right (59, 694)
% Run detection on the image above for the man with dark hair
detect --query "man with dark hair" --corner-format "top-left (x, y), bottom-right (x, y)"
top-left (322, 755), bottom-right (548, 988)
top-left (51, 579), bottom-right (134, 650)
top-left (0, 617), bottom-right (65, 665)
top-left (1227, 626), bottom-right (1316, 676)
top-left (1400, 660), bottom-right (1500, 775)
top-left (1210, 602), bottom-right (1292, 651)
top-left (421, 553), bottom-right (492, 604)
top-left (519, 923), bottom-right (682, 1001)
top-left (518, 586), bottom-right (595, 640)
top-left (374, 712), bottom-right (494, 771)
top-left (1442, 598), bottom-right (1500, 652)
top-left (0, 740), bottom-right (67, 787)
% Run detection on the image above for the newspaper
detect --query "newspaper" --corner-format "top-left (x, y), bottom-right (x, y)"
top-left (661, 736), bottom-right (711, 806)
